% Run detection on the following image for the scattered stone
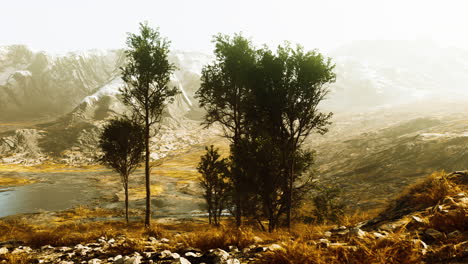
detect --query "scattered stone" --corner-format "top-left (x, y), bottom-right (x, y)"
top-left (172, 257), bottom-right (191, 264)
top-left (411, 215), bottom-right (424, 223)
top-left (425, 228), bottom-right (444, 240)
top-left (160, 238), bottom-right (170, 243)
top-left (228, 245), bottom-right (239, 252)
top-left (349, 227), bottom-right (366, 238)
top-left (447, 230), bottom-right (461, 239)
top-left (208, 248), bottom-right (229, 264)
top-left (268, 244), bottom-right (282, 251)
top-left (88, 258), bottom-right (101, 264)
top-left (373, 232), bottom-right (386, 239)
top-left (0, 247), bottom-right (8, 255)
top-left (319, 239), bottom-right (330, 247)
top-left (323, 231), bottom-right (332, 237)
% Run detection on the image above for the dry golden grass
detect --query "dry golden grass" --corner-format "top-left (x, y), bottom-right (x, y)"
top-left (0, 219), bottom-right (167, 249)
top-left (338, 208), bottom-right (381, 227)
top-left (381, 171), bottom-right (461, 219)
top-left (175, 226), bottom-right (257, 251)
top-left (0, 253), bottom-right (33, 264)
top-left (257, 232), bottom-right (425, 264)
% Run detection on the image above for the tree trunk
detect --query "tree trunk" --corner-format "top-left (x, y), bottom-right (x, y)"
top-left (235, 193), bottom-right (242, 227)
top-left (145, 113), bottom-right (151, 227)
top-left (208, 202), bottom-right (212, 225)
top-left (286, 159), bottom-right (294, 230)
top-left (125, 184), bottom-right (129, 224)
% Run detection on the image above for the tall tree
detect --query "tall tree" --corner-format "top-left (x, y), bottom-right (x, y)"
top-left (120, 22), bottom-right (178, 226)
top-left (273, 44), bottom-right (335, 228)
top-left (197, 145), bottom-right (231, 226)
top-left (99, 118), bottom-right (145, 223)
top-left (196, 33), bottom-right (257, 226)
top-left (237, 43), bottom-right (335, 231)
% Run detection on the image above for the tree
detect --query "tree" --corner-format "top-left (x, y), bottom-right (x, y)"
top-left (196, 34), bottom-right (257, 227)
top-left (197, 145), bottom-right (230, 226)
top-left (99, 118), bottom-right (145, 223)
top-left (120, 22), bottom-right (178, 226)
top-left (261, 44), bottom-right (335, 228)
top-left (312, 183), bottom-right (345, 224)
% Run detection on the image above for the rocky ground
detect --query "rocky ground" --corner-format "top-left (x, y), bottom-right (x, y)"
top-left (0, 171), bottom-right (466, 263)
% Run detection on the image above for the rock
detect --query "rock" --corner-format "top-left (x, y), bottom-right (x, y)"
top-left (160, 238), bottom-right (170, 243)
top-left (323, 231), bottom-right (332, 237)
top-left (319, 239), bottom-right (330, 247)
top-left (339, 226), bottom-right (347, 230)
top-left (160, 249), bottom-right (172, 258)
top-left (228, 245), bottom-right (239, 252)
top-left (425, 228), bottom-right (444, 240)
top-left (108, 238), bottom-right (115, 244)
top-left (172, 257), bottom-right (191, 264)
top-left (349, 227), bottom-right (366, 238)
top-left (115, 256), bottom-right (142, 264)
top-left (373, 232), bottom-right (386, 239)
top-left (268, 244), bottom-right (282, 251)
top-left (208, 248), bottom-right (230, 264)
top-left (0, 247), bottom-right (8, 255)
top-left (411, 215), bottom-right (424, 223)
top-left (226, 259), bottom-right (240, 264)
top-left (58, 246), bottom-right (73, 252)
top-left (148, 237), bottom-right (158, 243)
top-left (447, 230), bottom-right (461, 239)
top-left (185, 252), bottom-right (201, 258)
top-left (12, 246), bottom-right (32, 254)
top-left (88, 259), bottom-right (101, 264)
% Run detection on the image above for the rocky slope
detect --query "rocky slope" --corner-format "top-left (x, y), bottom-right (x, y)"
top-left (309, 103), bottom-right (468, 211)
top-left (0, 45), bottom-right (213, 164)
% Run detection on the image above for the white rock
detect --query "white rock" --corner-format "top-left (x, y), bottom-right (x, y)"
top-left (0, 247), bottom-right (8, 255)
top-left (226, 259), bottom-right (240, 264)
top-left (160, 238), bottom-right (170, 243)
top-left (88, 259), bottom-right (101, 264)
top-left (268, 244), bottom-right (283, 251)
top-left (161, 249), bottom-right (173, 258)
top-left (172, 257), bottom-right (191, 264)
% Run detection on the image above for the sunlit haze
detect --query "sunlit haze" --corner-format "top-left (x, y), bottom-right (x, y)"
top-left (2, 0), bottom-right (468, 53)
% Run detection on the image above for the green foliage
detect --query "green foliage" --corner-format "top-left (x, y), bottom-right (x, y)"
top-left (99, 118), bottom-right (145, 176)
top-left (120, 22), bottom-right (178, 125)
top-left (312, 183), bottom-right (345, 224)
top-left (99, 118), bottom-right (145, 223)
top-left (197, 33), bottom-right (336, 230)
top-left (197, 145), bottom-right (231, 226)
top-left (120, 22), bottom-right (179, 226)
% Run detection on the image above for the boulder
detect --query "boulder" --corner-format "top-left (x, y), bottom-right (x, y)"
top-left (0, 247), bottom-right (8, 255)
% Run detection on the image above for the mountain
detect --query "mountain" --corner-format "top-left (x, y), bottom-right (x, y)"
top-left (0, 45), bottom-right (214, 164)
top-left (325, 40), bottom-right (468, 111)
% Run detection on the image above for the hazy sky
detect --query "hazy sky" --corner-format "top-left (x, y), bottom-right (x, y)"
top-left (1, 0), bottom-right (467, 53)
